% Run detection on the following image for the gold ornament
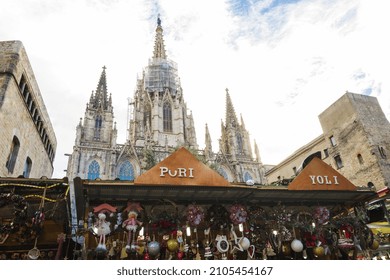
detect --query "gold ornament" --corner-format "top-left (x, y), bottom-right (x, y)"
top-left (370, 240), bottom-right (379, 250)
top-left (313, 246), bottom-right (325, 257)
top-left (167, 239), bottom-right (179, 252)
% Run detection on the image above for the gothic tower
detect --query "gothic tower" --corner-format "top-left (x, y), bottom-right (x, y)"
top-left (67, 67), bottom-right (118, 180)
top-left (216, 89), bottom-right (266, 184)
top-left (129, 17), bottom-right (198, 151)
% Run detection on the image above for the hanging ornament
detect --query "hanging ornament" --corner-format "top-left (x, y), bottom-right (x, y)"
top-left (313, 206), bottom-right (330, 225)
top-left (229, 204), bottom-right (248, 225)
top-left (150, 200), bottom-right (178, 235)
top-left (167, 238), bottom-right (179, 252)
top-left (313, 245), bottom-right (325, 257)
top-left (239, 237), bottom-right (251, 250)
top-left (206, 204), bottom-right (229, 230)
top-left (270, 203), bottom-right (293, 226)
top-left (216, 235), bottom-right (229, 253)
top-left (370, 239), bottom-right (379, 250)
top-left (91, 203), bottom-right (117, 253)
top-left (122, 210), bottom-right (142, 252)
top-left (186, 204), bottom-right (205, 227)
top-left (248, 206), bottom-right (267, 226)
top-left (291, 239), bottom-right (304, 252)
top-left (147, 241), bottom-right (160, 257)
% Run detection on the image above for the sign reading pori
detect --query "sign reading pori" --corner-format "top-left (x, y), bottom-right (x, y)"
top-left (288, 157), bottom-right (356, 191)
top-left (159, 167), bottom-right (194, 178)
top-left (135, 147), bottom-right (229, 187)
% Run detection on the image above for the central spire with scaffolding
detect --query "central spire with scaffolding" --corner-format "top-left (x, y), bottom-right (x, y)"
top-left (144, 15), bottom-right (180, 95)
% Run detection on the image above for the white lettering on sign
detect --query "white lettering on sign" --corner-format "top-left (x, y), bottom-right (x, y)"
top-left (160, 167), bottom-right (194, 178)
top-left (309, 175), bottom-right (339, 185)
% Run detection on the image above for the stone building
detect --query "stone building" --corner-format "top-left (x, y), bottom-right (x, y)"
top-left (266, 92), bottom-right (390, 191)
top-left (66, 18), bottom-right (266, 185)
top-left (0, 41), bottom-right (56, 178)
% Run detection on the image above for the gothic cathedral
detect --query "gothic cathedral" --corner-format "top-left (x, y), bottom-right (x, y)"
top-left (66, 18), bottom-right (266, 185)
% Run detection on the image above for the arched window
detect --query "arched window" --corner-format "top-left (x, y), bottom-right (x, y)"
top-left (218, 167), bottom-right (229, 181)
top-left (243, 172), bottom-right (253, 182)
top-left (88, 160), bottom-right (100, 180)
top-left (143, 104), bottom-right (151, 128)
top-left (163, 102), bottom-right (172, 132)
top-left (236, 133), bottom-right (243, 153)
top-left (94, 115), bottom-right (102, 140)
top-left (23, 157), bottom-right (32, 178)
top-left (118, 161), bottom-right (135, 180)
top-left (95, 115), bottom-right (102, 128)
top-left (6, 136), bottom-right (20, 174)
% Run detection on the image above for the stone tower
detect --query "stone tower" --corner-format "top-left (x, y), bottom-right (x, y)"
top-left (67, 67), bottom-right (118, 180)
top-left (0, 41), bottom-right (56, 178)
top-left (319, 92), bottom-right (390, 190)
top-left (129, 17), bottom-right (198, 150)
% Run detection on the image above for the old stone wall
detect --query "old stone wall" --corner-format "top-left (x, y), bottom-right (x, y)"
top-left (0, 41), bottom-right (56, 177)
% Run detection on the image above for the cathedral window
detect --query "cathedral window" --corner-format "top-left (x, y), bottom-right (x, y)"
top-left (5, 136), bottom-right (20, 174)
top-left (163, 102), bottom-right (172, 132)
top-left (118, 161), bottom-right (135, 180)
top-left (23, 157), bottom-right (32, 178)
top-left (143, 105), bottom-right (151, 128)
top-left (236, 133), bottom-right (243, 153)
top-left (95, 115), bottom-right (102, 128)
top-left (243, 172), bottom-right (253, 182)
top-left (88, 160), bottom-right (100, 180)
top-left (218, 168), bottom-right (229, 181)
top-left (94, 115), bottom-right (102, 140)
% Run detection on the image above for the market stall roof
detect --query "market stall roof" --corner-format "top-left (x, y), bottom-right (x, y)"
top-left (78, 149), bottom-right (376, 207)
top-left (79, 180), bottom-right (375, 207)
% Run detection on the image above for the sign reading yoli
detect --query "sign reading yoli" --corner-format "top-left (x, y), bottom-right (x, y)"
top-left (288, 157), bottom-right (356, 191)
top-left (160, 167), bottom-right (194, 178)
top-left (309, 175), bottom-right (339, 185)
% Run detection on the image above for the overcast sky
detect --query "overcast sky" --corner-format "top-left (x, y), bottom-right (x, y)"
top-left (1, 0), bottom-right (389, 178)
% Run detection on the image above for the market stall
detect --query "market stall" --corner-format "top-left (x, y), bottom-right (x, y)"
top-left (73, 147), bottom-right (381, 260)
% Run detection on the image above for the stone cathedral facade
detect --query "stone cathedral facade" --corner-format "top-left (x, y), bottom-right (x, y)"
top-left (66, 18), bottom-right (266, 185)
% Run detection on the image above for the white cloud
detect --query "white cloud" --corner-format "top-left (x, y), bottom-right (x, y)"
top-left (1, 0), bottom-right (389, 178)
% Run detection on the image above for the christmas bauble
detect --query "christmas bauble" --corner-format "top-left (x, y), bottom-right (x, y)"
top-left (167, 239), bottom-right (179, 252)
top-left (313, 246), bottom-right (325, 257)
top-left (291, 239), bottom-right (304, 252)
top-left (371, 240), bottom-right (379, 250)
top-left (239, 237), bottom-right (251, 250)
top-left (147, 241), bottom-right (160, 257)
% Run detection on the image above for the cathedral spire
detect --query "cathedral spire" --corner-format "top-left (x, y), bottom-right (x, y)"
top-left (225, 88), bottom-right (239, 127)
top-left (205, 123), bottom-right (213, 159)
top-left (91, 66), bottom-right (109, 110)
top-left (153, 15), bottom-right (167, 59)
top-left (254, 140), bottom-right (262, 164)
